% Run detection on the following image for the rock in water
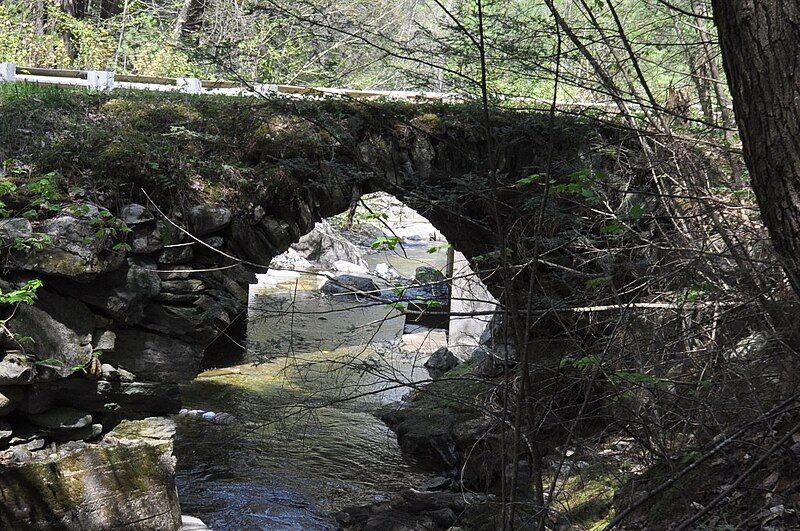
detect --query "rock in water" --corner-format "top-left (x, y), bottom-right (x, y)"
top-left (424, 347), bottom-right (460, 379)
top-left (332, 260), bottom-right (370, 275)
top-left (374, 263), bottom-right (404, 282)
top-left (414, 266), bottom-right (446, 285)
top-left (321, 275), bottom-right (379, 298)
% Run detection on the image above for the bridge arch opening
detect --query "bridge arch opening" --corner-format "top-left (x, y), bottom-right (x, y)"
top-left (204, 191), bottom-right (497, 376)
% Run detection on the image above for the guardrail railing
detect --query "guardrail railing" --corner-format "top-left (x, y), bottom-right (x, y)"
top-left (0, 62), bottom-right (456, 102)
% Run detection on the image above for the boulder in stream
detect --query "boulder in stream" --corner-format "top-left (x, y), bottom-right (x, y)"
top-left (424, 347), bottom-right (459, 379)
top-left (321, 274), bottom-right (379, 298)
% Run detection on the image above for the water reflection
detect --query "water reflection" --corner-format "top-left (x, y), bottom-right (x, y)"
top-left (175, 243), bottom-right (447, 529)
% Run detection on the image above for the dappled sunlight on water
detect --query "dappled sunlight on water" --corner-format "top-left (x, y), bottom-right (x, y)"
top-left (175, 245), bottom-right (447, 529)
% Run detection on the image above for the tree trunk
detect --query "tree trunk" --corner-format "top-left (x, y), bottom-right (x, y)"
top-left (52, 0), bottom-right (77, 61)
top-left (33, 0), bottom-right (45, 35)
top-left (711, 1), bottom-right (800, 291)
top-left (172, 0), bottom-right (205, 41)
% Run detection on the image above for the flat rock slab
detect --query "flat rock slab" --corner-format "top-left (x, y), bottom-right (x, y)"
top-left (109, 417), bottom-right (176, 442)
top-left (0, 437), bottom-right (181, 530)
top-left (27, 406), bottom-right (92, 431)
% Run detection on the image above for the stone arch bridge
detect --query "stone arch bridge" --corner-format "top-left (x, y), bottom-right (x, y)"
top-left (0, 91), bottom-right (619, 438)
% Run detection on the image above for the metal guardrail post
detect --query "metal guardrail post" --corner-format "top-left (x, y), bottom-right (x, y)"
top-left (254, 84), bottom-right (278, 97)
top-left (177, 77), bottom-right (202, 94)
top-left (0, 62), bottom-right (15, 83)
top-left (87, 70), bottom-right (114, 91)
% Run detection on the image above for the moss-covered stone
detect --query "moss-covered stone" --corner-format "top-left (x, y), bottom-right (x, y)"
top-left (0, 434), bottom-right (180, 530)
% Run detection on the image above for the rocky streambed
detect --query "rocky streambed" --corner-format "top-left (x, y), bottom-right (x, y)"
top-left (174, 209), bottom-right (457, 528)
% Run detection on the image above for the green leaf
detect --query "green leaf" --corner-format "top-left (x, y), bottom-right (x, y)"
top-left (515, 173), bottom-right (545, 186)
top-left (600, 221), bottom-right (625, 235)
top-left (371, 236), bottom-right (401, 250)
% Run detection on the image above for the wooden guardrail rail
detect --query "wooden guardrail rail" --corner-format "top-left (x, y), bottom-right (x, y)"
top-left (0, 62), bottom-right (457, 102)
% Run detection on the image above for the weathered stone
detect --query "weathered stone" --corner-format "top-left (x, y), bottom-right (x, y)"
top-left (229, 220), bottom-right (279, 266)
top-left (117, 367), bottom-right (136, 382)
top-left (92, 330), bottom-right (116, 352)
top-left (181, 515), bottom-right (211, 530)
top-left (414, 266), bottom-right (446, 285)
top-left (50, 423), bottom-right (103, 443)
top-left (158, 245), bottom-right (195, 265)
top-left (161, 279), bottom-right (205, 294)
top-left (0, 351), bottom-right (37, 385)
top-left (118, 203), bottom-right (154, 225)
top-left (7, 213), bottom-right (124, 277)
top-left (156, 292), bottom-right (198, 303)
top-left (18, 386), bottom-right (53, 415)
top-left (374, 263), bottom-right (404, 282)
top-left (332, 259), bottom-right (370, 275)
top-left (61, 257), bottom-right (161, 325)
top-left (222, 276), bottom-right (248, 303)
top-left (226, 264), bottom-right (258, 286)
top-left (0, 386), bottom-right (24, 416)
top-left (188, 205), bottom-right (232, 236)
top-left (424, 347), bottom-right (459, 379)
top-left (106, 330), bottom-right (202, 383)
top-left (158, 265), bottom-right (193, 280)
top-left (321, 275), bottom-right (379, 297)
top-left (6, 289), bottom-right (95, 379)
top-left (269, 248), bottom-right (313, 270)
top-left (100, 363), bottom-right (119, 381)
top-left (0, 436), bottom-right (181, 530)
top-left (51, 378), bottom-right (179, 415)
top-left (27, 406), bottom-right (92, 432)
top-left (0, 420), bottom-right (12, 444)
top-left (203, 236), bottom-right (224, 248)
top-left (471, 345), bottom-right (507, 378)
top-left (0, 218), bottom-right (32, 244)
top-left (259, 215), bottom-right (294, 250)
top-left (108, 416), bottom-right (176, 442)
top-left (140, 304), bottom-right (207, 341)
top-left (10, 438), bottom-right (45, 452)
top-left (129, 222), bottom-right (164, 254)
top-left (292, 220), bottom-right (367, 267)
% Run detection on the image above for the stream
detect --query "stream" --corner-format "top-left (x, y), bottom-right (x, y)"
top-left (174, 240), bottom-right (447, 529)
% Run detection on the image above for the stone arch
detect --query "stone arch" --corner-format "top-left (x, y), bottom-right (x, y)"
top-left (0, 95), bottom-right (607, 445)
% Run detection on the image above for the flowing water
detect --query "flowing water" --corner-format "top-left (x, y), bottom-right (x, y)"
top-left (175, 242), bottom-right (447, 530)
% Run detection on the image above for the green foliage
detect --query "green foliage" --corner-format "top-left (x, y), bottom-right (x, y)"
top-left (371, 235), bottom-right (401, 251)
top-left (685, 284), bottom-right (712, 301)
top-left (13, 233), bottom-right (52, 252)
top-left (560, 355), bottom-right (599, 370)
top-left (515, 173), bottom-right (545, 186)
top-left (473, 247), bottom-right (514, 262)
top-left (0, 279), bottom-right (42, 305)
top-left (585, 276), bottom-right (611, 290)
top-left (427, 243), bottom-right (451, 254)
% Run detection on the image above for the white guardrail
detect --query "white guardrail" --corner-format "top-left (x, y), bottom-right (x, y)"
top-left (0, 62), bottom-right (457, 102)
